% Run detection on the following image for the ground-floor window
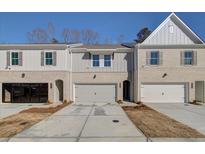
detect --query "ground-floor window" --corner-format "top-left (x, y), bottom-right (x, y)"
top-left (2, 83), bottom-right (48, 103)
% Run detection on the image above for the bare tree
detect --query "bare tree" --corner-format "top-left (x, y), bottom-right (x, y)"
top-left (117, 34), bottom-right (125, 44)
top-left (47, 22), bottom-right (55, 40)
top-left (27, 22), bottom-right (58, 43)
top-left (27, 28), bottom-right (49, 43)
top-left (62, 28), bottom-right (81, 43)
top-left (81, 29), bottom-right (99, 45)
top-left (62, 28), bottom-right (70, 43)
top-left (104, 36), bottom-right (112, 44)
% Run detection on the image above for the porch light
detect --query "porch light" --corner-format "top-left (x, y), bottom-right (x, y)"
top-left (162, 73), bottom-right (167, 78)
top-left (21, 73), bottom-right (25, 78)
top-left (50, 83), bottom-right (52, 89)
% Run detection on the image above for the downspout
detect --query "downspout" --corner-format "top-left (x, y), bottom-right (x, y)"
top-left (134, 43), bottom-right (140, 102)
top-left (132, 47), bottom-right (135, 102)
top-left (67, 45), bottom-right (72, 102)
top-left (137, 44), bottom-right (140, 102)
top-left (70, 47), bottom-right (73, 102)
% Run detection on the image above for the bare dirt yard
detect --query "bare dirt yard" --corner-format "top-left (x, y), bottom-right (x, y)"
top-left (0, 103), bottom-right (69, 138)
top-left (122, 104), bottom-right (205, 138)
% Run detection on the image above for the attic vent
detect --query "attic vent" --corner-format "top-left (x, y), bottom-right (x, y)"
top-left (169, 25), bottom-right (174, 33)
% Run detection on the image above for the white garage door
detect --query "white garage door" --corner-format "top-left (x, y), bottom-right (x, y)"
top-left (141, 84), bottom-right (185, 103)
top-left (75, 84), bottom-right (116, 103)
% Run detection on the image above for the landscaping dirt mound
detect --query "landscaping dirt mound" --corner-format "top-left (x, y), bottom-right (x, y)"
top-left (123, 104), bottom-right (205, 138)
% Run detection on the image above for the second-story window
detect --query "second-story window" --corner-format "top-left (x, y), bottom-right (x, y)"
top-left (92, 55), bottom-right (100, 67)
top-left (45, 52), bottom-right (53, 65)
top-left (150, 51), bottom-right (159, 65)
top-left (184, 51), bottom-right (193, 65)
top-left (104, 55), bottom-right (111, 67)
top-left (11, 52), bottom-right (19, 65)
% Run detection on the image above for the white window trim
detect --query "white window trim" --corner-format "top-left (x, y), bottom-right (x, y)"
top-left (103, 55), bottom-right (112, 67)
top-left (184, 51), bottom-right (193, 65)
top-left (44, 51), bottom-right (53, 66)
top-left (10, 51), bottom-right (19, 66)
top-left (91, 54), bottom-right (112, 68)
top-left (150, 51), bottom-right (160, 65)
top-left (91, 54), bottom-right (100, 67)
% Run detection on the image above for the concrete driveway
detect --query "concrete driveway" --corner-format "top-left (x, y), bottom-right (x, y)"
top-left (9, 102), bottom-right (146, 142)
top-left (145, 103), bottom-right (205, 135)
top-left (0, 103), bottom-right (45, 119)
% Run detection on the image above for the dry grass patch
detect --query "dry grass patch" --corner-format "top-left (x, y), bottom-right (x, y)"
top-left (123, 105), bottom-right (205, 138)
top-left (0, 103), bottom-right (70, 138)
top-left (20, 103), bottom-right (69, 114)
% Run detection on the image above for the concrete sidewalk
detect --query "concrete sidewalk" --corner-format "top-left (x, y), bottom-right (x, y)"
top-left (9, 102), bottom-right (146, 142)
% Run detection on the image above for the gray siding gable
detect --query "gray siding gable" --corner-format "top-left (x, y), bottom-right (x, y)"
top-left (142, 13), bottom-right (204, 45)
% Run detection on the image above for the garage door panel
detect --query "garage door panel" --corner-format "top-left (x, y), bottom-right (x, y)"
top-left (141, 84), bottom-right (185, 103)
top-left (75, 84), bottom-right (116, 103)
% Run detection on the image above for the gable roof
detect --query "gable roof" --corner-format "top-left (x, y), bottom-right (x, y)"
top-left (142, 13), bottom-right (204, 45)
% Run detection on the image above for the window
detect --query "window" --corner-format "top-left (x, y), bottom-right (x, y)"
top-left (184, 51), bottom-right (193, 65)
top-left (169, 25), bottom-right (174, 33)
top-left (92, 55), bottom-right (99, 67)
top-left (45, 52), bottom-right (53, 65)
top-left (150, 51), bottom-right (159, 65)
top-left (104, 55), bottom-right (111, 67)
top-left (11, 52), bottom-right (19, 65)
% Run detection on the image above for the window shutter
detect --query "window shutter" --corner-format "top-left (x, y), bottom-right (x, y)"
top-left (86, 52), bottom-right (91, 59)
top-left (53, 51), bottom-right (57, 66)
top-left (18, 52), bottom-right (23, 66)
top-left (159, 51), bottom-right (163, 65)
top-left (146, 51), bottom-right (150, 65)
top-left (112, 53), bottom-right (114, 60)
top-left (7, 51), bottom-right (10, 66)
top-left (180, 51), bottom-right (184, 65)
top-left (41, 51), bottom-right (44, 66)
top-left (193, 51), bottom-right (197, 65)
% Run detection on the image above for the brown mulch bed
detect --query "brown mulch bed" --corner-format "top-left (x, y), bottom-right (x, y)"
top-left (122, 105), bottom-right (205, 138)
top-left (0, 103), bottom-right (70, 138)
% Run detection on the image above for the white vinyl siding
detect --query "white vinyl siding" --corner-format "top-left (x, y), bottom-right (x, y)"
top-left (72, 52), bottom-right (133, 72)
top-left (0, 50), bottom-right (67, 71)
top-left (143, 19), bottom-right (194, 45)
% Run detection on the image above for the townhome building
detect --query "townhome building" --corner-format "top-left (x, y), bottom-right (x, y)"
top-left (0, 13), bottom-right (204, 104)
top-left (0, 43), bottom-right (133, 103)
top-left (134, 13), bottom-right (205, 104)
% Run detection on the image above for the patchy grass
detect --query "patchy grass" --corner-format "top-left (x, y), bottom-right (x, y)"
top-left (0, 103), bottom-right (70, 138)
top-left (123, 105), bottom-right (205, 138)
